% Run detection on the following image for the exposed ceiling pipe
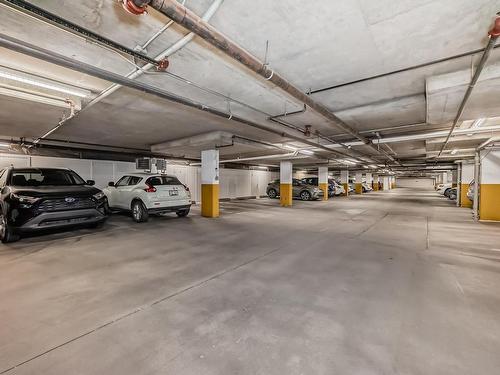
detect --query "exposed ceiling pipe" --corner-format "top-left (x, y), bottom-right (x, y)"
top-left (85, 0), bottom-right (224, 112)
top-left (134, 0), bottom-right (186, 53)
top-left (0, 0), bottom-right (158, 67)
top-left (32, 99), bottom-right (76, 145)
top-left (4, 1), bottom-right (371, 162)
top-left (437, 15), bottom-right (500, 158)
top-left (476, 136), bottom-right (500, 151)
top-left (324, 124), bottom-right (500, 148)
top-left (0, 33), bottom-right (356, 160)
top-left (191, 152), bottom-right (309, 166)
top-left (125, 0), bottom-right (374, 148)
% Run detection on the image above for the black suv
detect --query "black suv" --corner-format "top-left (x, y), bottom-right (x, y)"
top-left (0, 167), bottom-right (108, 243)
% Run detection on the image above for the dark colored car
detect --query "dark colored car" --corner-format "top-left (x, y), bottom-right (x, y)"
top-left (448, 188), bottom-right (457, 201)
top-left (0, 167), bottom-right (108, 243)
top-left (266, 178), bottom-right (323, 201)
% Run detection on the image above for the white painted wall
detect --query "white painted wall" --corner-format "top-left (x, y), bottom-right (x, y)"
top-left (480, 150), bottom-right (500, 184)
top-left (0, 153), bottom-right (278, 203)
top-left (396, 177), bottom-right (434, 188)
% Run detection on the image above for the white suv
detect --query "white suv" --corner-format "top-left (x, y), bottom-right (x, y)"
top-left (103, 173), bottom-right (191, 222)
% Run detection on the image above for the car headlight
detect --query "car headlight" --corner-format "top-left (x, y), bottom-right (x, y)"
top-left (93, 192), bottom-right (105, 200)
top-left (11, 193), bottom-right (39, 204)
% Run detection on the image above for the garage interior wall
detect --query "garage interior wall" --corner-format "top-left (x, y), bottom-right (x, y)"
top-left (395, 178), bottom-right (435, 189)
top-left (0, 153), bottom-right (277, 202)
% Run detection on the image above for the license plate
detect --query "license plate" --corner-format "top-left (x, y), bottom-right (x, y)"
top-left (169, 190), bottom-right (178, 196)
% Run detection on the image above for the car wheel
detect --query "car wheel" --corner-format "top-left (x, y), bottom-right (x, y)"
top-left (300, 190), bottom-right (311, 201)
top-left (267, 189), bottom-right (278, 199)
top-left (176, 208), bottom-right (190, 217)
top-left (0, 214), bottom-right (19, 243)
top-left (131, 200), bottom-right (149, 223)
top-left (444, 188), bottom-right (451, 197)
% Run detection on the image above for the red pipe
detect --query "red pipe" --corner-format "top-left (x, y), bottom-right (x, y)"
top-left (489, 15), bottom-right (500, 37)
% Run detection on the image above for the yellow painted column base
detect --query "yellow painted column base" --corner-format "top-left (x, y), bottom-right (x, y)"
top-left (391, 183), bottom-right (396, 189)
top-left (342, 183), bottom-right (349, 196)
top-left (355, 183), bottom-right (363, 194)
top-left (373, 183), bottom-right (379, 191)
top-left (479, 184), bottom-right (500, 221)
top-left (280, 183), bottom-right (293, 206)
top-left (460, 183), bottom-right (472, 208)
top-left (201, 184), bottom-right (219, 217)
top-left (319, 183), bottom-right (329, 200)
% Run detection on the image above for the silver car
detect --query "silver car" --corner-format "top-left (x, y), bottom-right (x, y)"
top-left (266, 179), bottom-right (324, 201)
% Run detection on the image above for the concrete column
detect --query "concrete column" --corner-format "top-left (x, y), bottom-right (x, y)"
top-left (391, 176), bottom-right (396, 189)
top-left (373, 174), bottom-right (379, 191)
top-left (442, 172), bottom-right (448, 184)
top-left (201, 149), bottom-right (219, 218)
top-left (280, 161), bottom-right (293, 207)
top-left (460, 163), bottom-right (474, 208)
top-left (452, 170), bottom-right (458, 187)
top-left (382, 176), bottom-right (390, 191)
top-left (340, 169), bottom-right (349, 196)
top-left (456, 163), bottom-right (462, 207)
top-left (318, 166), bottom-right (328, 200)
top-left (355, 171), bottom-right (363, 194)
top-left (479, 150), bottom-right (500, 221)
top-left (365, 173), bottom-right (373, 190)
top-left (447, 171), bottom-right (453, 184)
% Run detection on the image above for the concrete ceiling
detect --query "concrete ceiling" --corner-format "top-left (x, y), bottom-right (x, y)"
top-left (0, 0), bottom-right (500, 172)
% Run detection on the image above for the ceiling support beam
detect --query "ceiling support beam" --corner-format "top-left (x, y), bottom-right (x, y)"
top-left (0, 33), bottom-right (359, 161)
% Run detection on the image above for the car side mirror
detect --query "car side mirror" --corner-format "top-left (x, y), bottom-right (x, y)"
top-left (86, 180), bottom-right (95, 186)
top-left (108, 181), bottom-right (115, 187)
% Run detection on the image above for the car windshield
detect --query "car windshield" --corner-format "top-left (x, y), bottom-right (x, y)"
top-left (146, 176), bottom-right (182, 186)
top-left (10, 169), bottom-right (85, 186)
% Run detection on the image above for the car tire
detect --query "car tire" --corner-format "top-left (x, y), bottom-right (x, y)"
top-left (131, 200), bottom-right (149, 223)
top-left (444, 188), bottom-right (451, 197)
top-left (300, 190), bottom-right (311, 201)
top-left (267, 189), bottom-right (278, 199)
top-left (0, 214), bottom-right (19, 243)
top-left (176, 208), bottom-right (190, 217)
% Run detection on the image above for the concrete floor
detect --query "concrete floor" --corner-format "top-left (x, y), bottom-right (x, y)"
top-left (1, 188), bottom-right (500, 374)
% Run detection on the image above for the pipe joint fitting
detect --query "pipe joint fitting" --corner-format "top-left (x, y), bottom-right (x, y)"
top-left (121, 0), bottom-right (149, 15)
top-left (488, 15), bottom-right (500, 37)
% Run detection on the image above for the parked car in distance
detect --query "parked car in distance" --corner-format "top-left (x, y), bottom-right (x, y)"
top-left (300, 177), bottom-right (338, 197)
top-left (362, 182), bottom-right (373, 193)
top-left (266, 178), bottom-right (324, 201)
top-left (437, 183), bottom-right (452, 195)
top-left (332, 180), bottom-right (345, 196)
top-left (467, 180), bottom-right (475, 202)
top-left (348, 183), bottom-right (355, 193)
top-left (0, 167), bottom-right (108, 243)
top-left (448, 188), bottom-right (457, 201)
top-left (103, 173), bottom-right (191, 222)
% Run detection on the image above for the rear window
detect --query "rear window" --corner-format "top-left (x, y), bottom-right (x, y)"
top-left (146, 176), bottom-right (182, 186)
top-left (10, 169), bottom-right (85, 186)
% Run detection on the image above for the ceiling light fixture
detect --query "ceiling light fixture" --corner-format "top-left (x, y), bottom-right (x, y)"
top-left (0, 68), bottom-right (91, 98)
top-left (283, 144), bottom-right (298, 151)
top-left (299, 149), bottom-right (314, 156)
top-left (450, 149), bottom-right (458, 155)
top-left (471, 118), bottom-right (486, 129)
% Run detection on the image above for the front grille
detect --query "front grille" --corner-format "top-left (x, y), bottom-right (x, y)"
top-left (37, 197), bottom-right (95, 212)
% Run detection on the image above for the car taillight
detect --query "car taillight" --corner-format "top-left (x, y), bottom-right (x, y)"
top-left (144, 185), bottom-right (156, 193)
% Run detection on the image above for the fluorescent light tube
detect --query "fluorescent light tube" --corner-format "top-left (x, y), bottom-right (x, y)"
top-left (0, 69), bottom-right (90, 98)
